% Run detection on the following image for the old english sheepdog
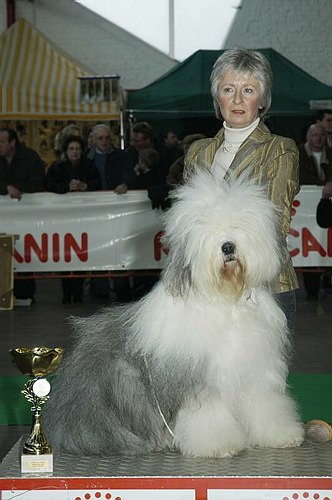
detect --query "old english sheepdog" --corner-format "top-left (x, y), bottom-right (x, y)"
top-left (44, 170), bottom-right (304, 457)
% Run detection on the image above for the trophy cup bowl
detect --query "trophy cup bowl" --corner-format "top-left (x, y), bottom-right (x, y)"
top-left (10, 347), bottom-right (63, 378)
top-left (10, 346), bottom-right (63, 467)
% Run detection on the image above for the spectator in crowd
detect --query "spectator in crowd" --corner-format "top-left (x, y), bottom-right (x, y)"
top-left (132, 148), bottom-right (160, 189)
top-left (124, 122), bottom-right (155, 176)
top-left (0, 127), bottom-right (45, 302)
top-left (0, 128), bottom-right (45, 198)
top-left (299, 123), bottom-right (332, 301)
top-left (46, 135), bottom-right (101, 194)
top-left (167, 133), bottom-right (207, 187)
top-left (46, 135), bottom-right (101, 304)
top-left (183, 47), bottom-right (299, 332)
top-left (86, 130), bottom-right (94, 151)
top-left (54, 124), bottom-right (81, 161)
top-left (299, 124), bottom-right (332, 185)
top-left (147, 134), bottom-right (207, 208)
top-left (316, 182), bottom-right (332, 228)
top-left (316, 182), bottom-right (332, 295)
top-left (130, 147), bottom-right (162, 298)
top-left (86, 123), bottom-right (132, 302)
top-left (163, 130), bottom-right (179, 147)
top-left (158, 130), bottom-right (182, 182)
top-left (122, 123), bottom-right (161, 300)
top-left (316, 109), bottom-right (332, 149)
top-left (86, 124), bottom-right (130, 193)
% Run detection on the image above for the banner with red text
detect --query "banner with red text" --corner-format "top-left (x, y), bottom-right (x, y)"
top-left (288, 186), bottom-right (331, 266)
top-left (0, 186), bottom-right (330, 273)
top-left (0, 191), bottom-right (167, 272)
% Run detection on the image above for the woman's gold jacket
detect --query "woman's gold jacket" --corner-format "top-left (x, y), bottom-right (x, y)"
top-left (184, 120), bottom-right (299, 293)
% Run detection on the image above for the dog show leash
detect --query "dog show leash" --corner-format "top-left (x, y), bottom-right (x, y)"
top-left (143, 355), bottom-right (176, 445)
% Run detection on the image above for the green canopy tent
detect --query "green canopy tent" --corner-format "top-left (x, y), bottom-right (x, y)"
top-left (127, 48), bottom-right (332, 142)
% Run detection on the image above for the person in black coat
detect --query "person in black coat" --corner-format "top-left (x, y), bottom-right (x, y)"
top-left (46, 135), bottom-right (101, 304)
top-left (85, 124), bottom-right (132, 192)
top-left (46, 135), bottom-right (101, 194)
top-left (132, 148), bottom-right (161, 189)
top-left (0, 127), bottom-right (45, 198)
top-left (85, 124), bottom-right (133, 302)
top-left (316, 183), bottom-right (332, 228)
top-left (0, 127), bottom-right (45, 302)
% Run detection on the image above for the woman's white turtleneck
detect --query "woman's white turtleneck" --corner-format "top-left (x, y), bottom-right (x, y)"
top-left (212, 117), bottom-right (260, 177)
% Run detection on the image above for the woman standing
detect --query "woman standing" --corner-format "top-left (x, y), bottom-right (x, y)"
top-left (184, 47), bottom-right (299, 331)
top-left (46, 135), bottom-right (101, 303)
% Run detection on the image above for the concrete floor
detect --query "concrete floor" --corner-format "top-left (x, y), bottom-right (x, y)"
top-left (0, 273), bottom-right (331, 461)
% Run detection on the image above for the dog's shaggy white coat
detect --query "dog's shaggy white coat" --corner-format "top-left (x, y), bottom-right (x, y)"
top-left (44, 171), bottom-right (304, 457)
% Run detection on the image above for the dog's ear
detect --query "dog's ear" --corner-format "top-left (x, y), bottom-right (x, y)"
top-left (162, 248), bottom-right (192, 298)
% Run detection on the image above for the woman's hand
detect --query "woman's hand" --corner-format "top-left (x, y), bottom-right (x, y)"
top-left (69, 179), bottom-right (87, 191)
top-left (114, 183), bottom-right (128, 194)
top-left (322, 182), bottom-right (332, 199)
top-left (7, 185), bottom-right (22, 200)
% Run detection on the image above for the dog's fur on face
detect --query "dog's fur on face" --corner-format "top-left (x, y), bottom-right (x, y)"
top-left (162, 171), bottom-right (284, 301)
top-left (44, 171), bottom-right (304, 458)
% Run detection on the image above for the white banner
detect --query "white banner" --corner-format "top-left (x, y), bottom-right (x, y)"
top-left (0, 186), bottom-right (331, 273)
top-left (208, 489), bottom-right (332, 499)
top-left (0, 191), bottom-right (167, 272)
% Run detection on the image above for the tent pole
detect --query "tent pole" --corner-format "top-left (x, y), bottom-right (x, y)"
top-left (169, 0), bottom-right (175, 59)
top-left (120, 108), bottom-right (125, 150)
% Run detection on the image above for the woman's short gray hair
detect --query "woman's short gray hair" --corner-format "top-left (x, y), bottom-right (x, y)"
top-left (210, 47), bottom-right (273, 120)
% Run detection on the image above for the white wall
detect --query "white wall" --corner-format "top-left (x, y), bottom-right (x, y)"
top-left (224, 0), bottom-right (332, 86)
top-left (1, 0), bottom-right (177, 89)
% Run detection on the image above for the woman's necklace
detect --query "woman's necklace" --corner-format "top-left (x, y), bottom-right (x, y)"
top-left (222, 140), bottom-right (238, 155)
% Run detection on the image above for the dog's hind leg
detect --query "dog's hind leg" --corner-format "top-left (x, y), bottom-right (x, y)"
top-left (45, 355), bottom-right (170, 455)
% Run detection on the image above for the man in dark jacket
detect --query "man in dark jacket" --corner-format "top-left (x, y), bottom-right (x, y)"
top-left (85, 124), bottom-right (132, 301)
top-left (123, 121), bottom-right (159, 183)
top-left (0, 128), bottom-right (45, 302)
top-left (86, 124), bottom-right (132, 192)
top-left (0, 128), bottom-right (45, 198)
top-left (298, 124), bottom-right (332, 186)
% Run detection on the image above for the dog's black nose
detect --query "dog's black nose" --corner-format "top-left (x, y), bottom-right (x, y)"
top-left (222, 242), bottom-right (236, 255)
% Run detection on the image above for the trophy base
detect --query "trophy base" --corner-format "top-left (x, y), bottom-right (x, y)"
top-left (21, 453), bottom-right (53, 475)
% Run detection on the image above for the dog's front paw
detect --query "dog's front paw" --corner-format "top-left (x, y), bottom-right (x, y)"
top-left (178, 441), bottom-right (241, 458)
top-left (272, 432), bottom-right (304, 449)
top-left (175, 420), bottom-right (247, 458)
top-left (257, 424), bottom-right (305, 450)
top-left (174, 403), bottom-right (248, 458)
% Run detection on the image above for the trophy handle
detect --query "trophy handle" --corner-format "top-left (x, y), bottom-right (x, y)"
top-left (23, 408), bottom-right (52, 455)
top-left (22, 378), bottom-right (52, 455)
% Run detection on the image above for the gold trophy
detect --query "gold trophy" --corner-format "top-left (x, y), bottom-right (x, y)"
top-left (10, 346), bottom-right (63, 474)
